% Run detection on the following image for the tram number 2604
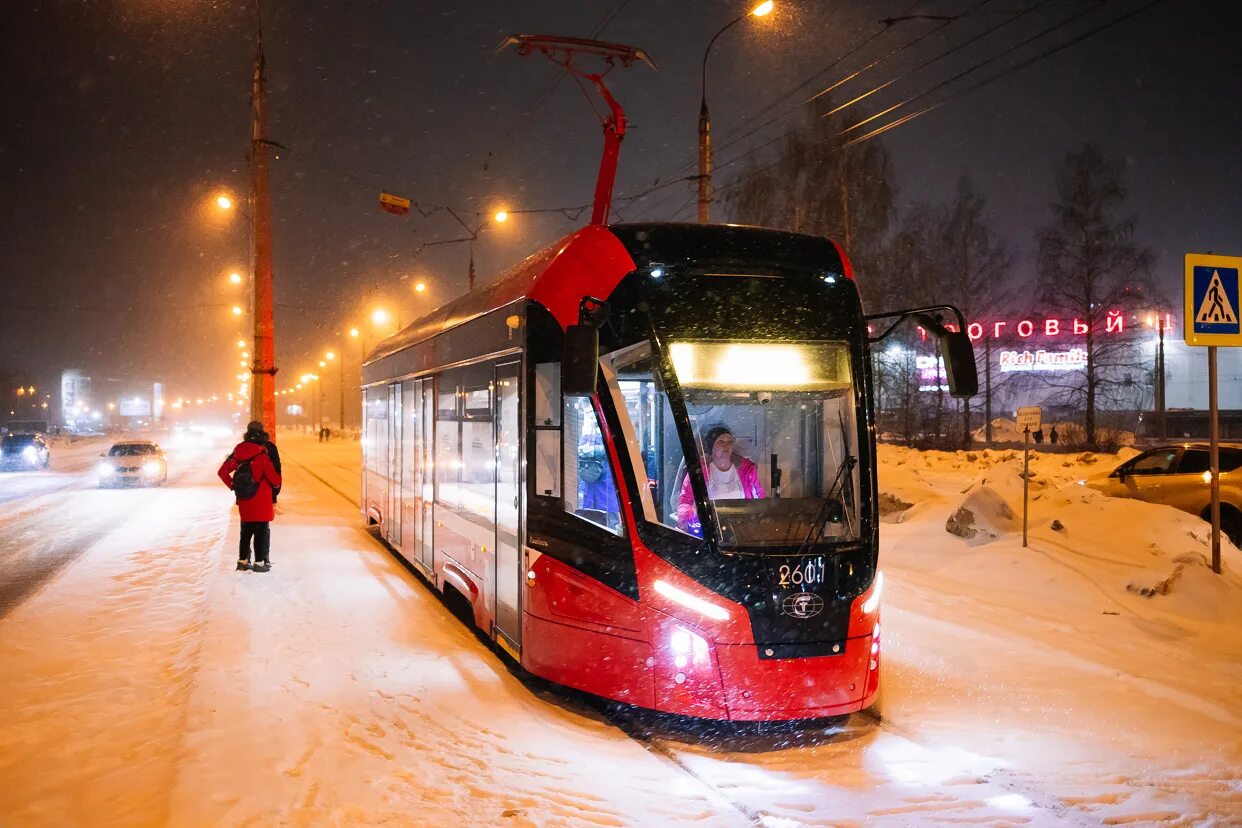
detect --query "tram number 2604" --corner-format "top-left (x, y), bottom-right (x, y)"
top-left (776, 557), bottom-right (827, 589)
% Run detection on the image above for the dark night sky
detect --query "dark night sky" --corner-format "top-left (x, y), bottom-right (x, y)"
top-left (2, 0), bottom-right (1240, 407)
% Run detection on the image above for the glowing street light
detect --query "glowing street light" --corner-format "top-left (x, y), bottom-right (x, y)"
top-left (349, 327), bottom-right (360, 338)
top-left (229, 272), bottom-right (243, 285)
top-left (216, 195), bottom-right (233, 210)
top-left (493, 210), bottom-right (509, 223)
top-left (698, 2), bottom-right (776, 222)
top-left (325, 351), bottom-right (335, 361)
top-left (413, 281), bottom-right (427, 293)
top-left (237, 339), bottom-right (246, 348)
top-left (371, 308), bottom-right (390, 327)
top-left (231, 305), bottom-right (243, 316)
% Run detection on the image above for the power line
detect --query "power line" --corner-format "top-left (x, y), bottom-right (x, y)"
top-left (705, 0), bottom-right (1052, 181)
top-left (843, 0), bottom-right (1166, 146)
top-left (839, 0), bottom-right (1157, 143)
top-left (653, 0), bottom-right (931, 183)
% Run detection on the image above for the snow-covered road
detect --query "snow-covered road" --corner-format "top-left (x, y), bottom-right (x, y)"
top-left (0, 434), bottom-right (1237, 826)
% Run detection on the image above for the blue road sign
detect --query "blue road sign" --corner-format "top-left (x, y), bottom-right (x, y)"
top-left (1185, 254), bottom-right (1242, 346)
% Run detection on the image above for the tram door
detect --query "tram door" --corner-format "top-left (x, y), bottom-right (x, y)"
top-left (419, 382), bottom-right (435, 571)
top-left (386, 383), bottom-right (402, 549)
top-left (401, 379), bottom-right (422, 567)
top-left (493, 361), bottom-right (522, 653)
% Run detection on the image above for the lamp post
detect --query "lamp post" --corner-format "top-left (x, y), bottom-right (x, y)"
top-left (419, 208), bottom-right (510, 291)
top-left (697, 1), bottom-right (774, 223)
top-left (1147, 312), bottom-right (1167, 440)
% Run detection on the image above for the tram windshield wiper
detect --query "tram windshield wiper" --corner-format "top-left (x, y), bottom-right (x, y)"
top-left (795, 455), bottom-right (856, 557)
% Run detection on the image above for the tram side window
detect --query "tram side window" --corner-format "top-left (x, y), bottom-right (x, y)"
top-left (435, 373), bottom-right (462, 509)
top-left (564, 397), bottom-right (623, 535)
top-left (533, 362), bottom-right (561, 498)
top-left (458, 369), bottom-right (496, 530)
top-left (365, 388), bottom-right (389, 478)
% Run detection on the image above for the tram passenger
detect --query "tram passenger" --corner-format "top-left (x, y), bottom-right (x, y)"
top-left (677, 425), bottom-right (765, 534)
top-left (577, 433), bottom-right (619, 515)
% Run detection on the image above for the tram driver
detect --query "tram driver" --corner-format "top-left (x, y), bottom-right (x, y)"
top-left (677, 425), bottom-right (765, 534)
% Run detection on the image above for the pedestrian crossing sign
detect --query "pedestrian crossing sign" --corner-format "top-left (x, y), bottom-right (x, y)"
top-left (1185, 253), bottom-right (1242, 346)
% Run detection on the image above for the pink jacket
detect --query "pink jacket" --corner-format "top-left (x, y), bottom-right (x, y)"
top-left (677, 455), bottom-right (765, 529)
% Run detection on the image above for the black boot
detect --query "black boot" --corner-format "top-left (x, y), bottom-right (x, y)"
top-left (236, 559), bottom-right (252, 571)
top-left (252, 561), bottom-right (271, 573)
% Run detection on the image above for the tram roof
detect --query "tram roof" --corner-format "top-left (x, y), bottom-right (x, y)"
top-left (365, 222), bottom-right (848, 365)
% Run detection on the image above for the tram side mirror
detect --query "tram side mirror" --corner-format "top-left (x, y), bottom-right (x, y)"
top-left (939, 330), bottom-right (978, 398)
top-left (562, 324), bottom-right (599, 397)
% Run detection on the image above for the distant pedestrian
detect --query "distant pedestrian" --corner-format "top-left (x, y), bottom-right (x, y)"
top-left (1033, 428), bottom-right (1044, 445)
top-left (218, 425), bottom-right (283, 572)
top-left (1049, 426), bottom-right (1059, 445)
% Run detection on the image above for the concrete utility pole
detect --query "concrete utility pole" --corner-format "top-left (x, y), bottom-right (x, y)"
top-left (249, 2), bottom-right (277, 432)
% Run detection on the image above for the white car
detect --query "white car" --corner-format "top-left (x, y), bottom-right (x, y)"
top-left (98, 440), bottom-right (168, 487)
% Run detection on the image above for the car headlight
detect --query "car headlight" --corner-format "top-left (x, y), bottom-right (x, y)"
top-left (22, 446), bottom-right (37, 462)
top-left (99, 462), bottom-right (116, 475)
top-left (143, 460), bottom-right (163, 475)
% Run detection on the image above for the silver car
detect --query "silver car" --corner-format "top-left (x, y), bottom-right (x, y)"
top-left (98, 440), bottom-right (168, 487)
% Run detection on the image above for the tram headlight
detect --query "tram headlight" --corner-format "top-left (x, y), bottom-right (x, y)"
top-left (669, 625), bottom-right (710, 668)
top-left (861, 571), bottom-right (884, 614)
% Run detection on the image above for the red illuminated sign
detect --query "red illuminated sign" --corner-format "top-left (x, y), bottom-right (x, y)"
top-left (919, 312), bottom-right (1174, 341)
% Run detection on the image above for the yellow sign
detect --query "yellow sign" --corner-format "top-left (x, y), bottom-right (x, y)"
top-left (379, 191), bottom-right (411, 215)
top-left (1185, 253), bottom-right (1242, 346)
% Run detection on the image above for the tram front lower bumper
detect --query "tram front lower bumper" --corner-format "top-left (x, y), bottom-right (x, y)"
top-left (651, 614), bottom-right (880, 721)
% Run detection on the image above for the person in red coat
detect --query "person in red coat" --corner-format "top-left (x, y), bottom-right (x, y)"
top-left (218, 424), bottom-right (283, 572)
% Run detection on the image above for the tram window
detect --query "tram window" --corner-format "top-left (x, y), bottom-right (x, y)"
top-left (564, 397), bottom-right (623, 535)
top-left (364, 388), bottom-right (389, 478)
top-left (535, 431), bottom-right (561, 498)
top-left (435, 372), bottom-right (463, 509)
top-left (602, 343), bottom-right (698, 537)
top-left (459, 370), bottom-right (495, 530)
top-left (534, 363), bottom-right (561, 426)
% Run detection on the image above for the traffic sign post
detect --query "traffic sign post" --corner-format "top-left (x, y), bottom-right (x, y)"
top-left (1016, 405), bottom-right (1041, 548)
top-left (1185, 253), bottom-right (1242, 574)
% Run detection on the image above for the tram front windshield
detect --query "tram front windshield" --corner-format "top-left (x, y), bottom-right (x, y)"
top-left (605, 340), bottom-right (860, 551)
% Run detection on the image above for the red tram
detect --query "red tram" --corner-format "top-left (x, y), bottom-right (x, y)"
top-left (359, 35), bottom-right (975, 721)
top-left (361, 221), bottom-right (974, 720)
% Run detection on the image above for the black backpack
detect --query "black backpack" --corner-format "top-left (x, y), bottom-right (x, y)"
top-left (230, 449), bottom-right (266, 500)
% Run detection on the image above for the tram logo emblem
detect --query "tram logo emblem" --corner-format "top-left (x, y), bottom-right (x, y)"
top-left (782, 592), bottom-right (824, 619)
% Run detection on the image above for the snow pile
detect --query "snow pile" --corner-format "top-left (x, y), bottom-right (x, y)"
top-left (883, 444), bottom-right (1242, 619)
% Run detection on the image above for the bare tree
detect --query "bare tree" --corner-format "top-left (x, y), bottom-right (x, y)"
top-left (1037, 144), bottom-right (1154, 449)
top-left (725, 98), bottom-right (896, 303)
top-left (936, 178), bottom-right (1013, 447)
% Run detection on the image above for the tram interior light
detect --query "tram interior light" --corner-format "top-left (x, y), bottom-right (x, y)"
top-left (654, 579), bottom-right (730, 621)
top-left (669, 341), bottom-right (849, 391)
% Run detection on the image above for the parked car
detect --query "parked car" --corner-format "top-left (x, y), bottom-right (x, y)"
top-left (1084, 443), bottom-right (1242, 545)
top-left (98, 440), bottom-right (168, 487)
top-left (0, 432), bottom-right (51, 470)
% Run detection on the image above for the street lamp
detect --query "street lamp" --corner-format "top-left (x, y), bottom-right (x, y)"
top-left (229, 271), bottom-right (243, 285)
top-left (216, 194), bottom-right (234, 210)
top-left (698, 1), bottom-right (775, 223)
top-left (1145, 312), bottom-right (1169, 440)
